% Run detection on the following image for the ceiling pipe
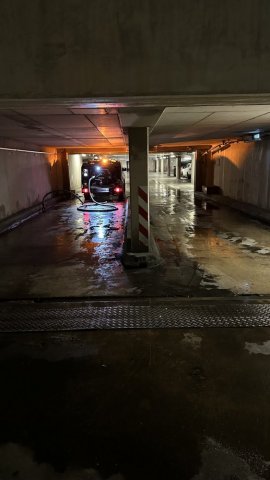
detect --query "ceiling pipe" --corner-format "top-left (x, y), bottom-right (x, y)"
top-left (203, 139), bottom-right (239, 156)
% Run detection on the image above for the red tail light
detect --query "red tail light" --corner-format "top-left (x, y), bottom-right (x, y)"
top-left (82, 188), bottom-right (89, 193)
top-left (114, 187), bottom-right (122, 193)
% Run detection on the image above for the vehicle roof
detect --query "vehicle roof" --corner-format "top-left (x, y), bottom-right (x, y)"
top-left (83, 160), bottom-right (121, 166)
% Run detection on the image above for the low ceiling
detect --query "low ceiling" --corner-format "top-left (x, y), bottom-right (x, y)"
top-left (1, 100), bottom-right (270, 152)
top-left (151, 105), bottom-right (270, 147)
top-left (0, 107), bottom-right (126, 149)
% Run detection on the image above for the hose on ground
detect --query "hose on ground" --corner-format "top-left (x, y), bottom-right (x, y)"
top-left (42, 189), bottom-right (83, 212)
top-left (76, 176), bottom-right (118, 212)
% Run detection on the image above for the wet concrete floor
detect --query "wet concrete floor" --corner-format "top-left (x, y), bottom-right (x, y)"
top-left (1, 174), bottom-right (270, 298)
top-left (0, 327), bottom-right (270, 479)
top-left (1, 176), bottom-right (270, 479)
top-left (150, 175), bottom-right (270, 296)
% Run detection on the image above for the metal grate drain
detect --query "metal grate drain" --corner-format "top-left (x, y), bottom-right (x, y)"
top-left (1, 299), bottom-right (270, 332)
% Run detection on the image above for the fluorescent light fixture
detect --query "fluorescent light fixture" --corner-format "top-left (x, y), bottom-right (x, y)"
top-left (253, 133), bottom-right (261, 141)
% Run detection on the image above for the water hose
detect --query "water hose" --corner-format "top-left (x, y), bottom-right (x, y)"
top-left (77, 176), bottom-right (118, 212)
top-left (41, 177), bottom-right (119, 214)
top-left (42, 189), bottom-right (83, 212)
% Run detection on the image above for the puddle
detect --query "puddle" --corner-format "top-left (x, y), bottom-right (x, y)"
top-left (216, 232), bottom-right (270, 256)
top-left (245, 340), bottom-right (270, 355)
top-left (192, 437), bottom-right (270, 479)
top-left (182, 333), bottom-right (202, 350)
top-left (194, 199), bottom-right (219, 211)
top-left (241, 238), bottom-right (257, 247)
top-left (0, 443), bottom-right (124, 480)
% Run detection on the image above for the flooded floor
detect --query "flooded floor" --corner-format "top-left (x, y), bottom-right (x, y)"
top-left (1, 176), bottom-right (270, 479)
top-left (0, 200), bottom-right (130, 298)
top-left (0, 327), bottom-right (270, 479)
top-left (1, 174), bottom-right (270, 298)
top-left (150, 175), bottom-right (270, 295)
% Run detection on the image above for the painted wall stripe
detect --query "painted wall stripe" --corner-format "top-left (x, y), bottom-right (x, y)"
top-left (138, 186), bottom-right (149, 249)
top-left (139, 223), bottom-right (149, 238)
top-left (138, 186), bottom-right (148, 203)
top-left (139, 233), bottom-right (148, 246)
top-left (139, 205), bottom-right (148, 221)
top-left (138, 195), bottom-right (148, 207)
top-left (139, 214), bottom-right (148, 231)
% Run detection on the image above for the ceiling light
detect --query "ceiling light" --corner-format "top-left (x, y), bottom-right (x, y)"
top-left (253, 133), bottom-right (261, 141)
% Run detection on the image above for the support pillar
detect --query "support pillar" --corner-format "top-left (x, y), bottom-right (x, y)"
top-left (176, 156), bottom-right (181, 180)
top-left (160, 157), bottom-right (164, 174)
top-left (167, 156), bottom-right (171, 176)
top-left (128, 127), bottom-right (149, 253)
top-left (57, 149), bottom-right (70, 190)
top-left (195, 150), bottom-right (205, 192)
top-left (155, 158), bottom-right (159, 173)
top-left (205, 152), bottom-right (215, 185)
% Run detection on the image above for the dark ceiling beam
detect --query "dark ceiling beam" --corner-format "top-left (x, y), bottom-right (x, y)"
top-left (63, 146), bottom-right (128, 154)
top-left (151, 144), bottom-right (211, 153)
top-left (62, 144), bottom-right (211, 154)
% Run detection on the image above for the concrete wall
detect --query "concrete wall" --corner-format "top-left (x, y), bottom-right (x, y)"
top-left (213, 140), bottom-right (270, 209)
top-left (68, 154), bottom-right (82, 192)
top-left (0, 147), bottom-right (59, 221)
top-left (1, 0), bottom-right (270, 98)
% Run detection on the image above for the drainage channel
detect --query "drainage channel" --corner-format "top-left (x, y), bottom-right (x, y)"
top-left (1, 297), bottom-right (270, 331)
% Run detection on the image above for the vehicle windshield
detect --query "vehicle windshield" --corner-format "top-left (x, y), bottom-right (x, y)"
top-left (86, 162), bottom-right (122, 181)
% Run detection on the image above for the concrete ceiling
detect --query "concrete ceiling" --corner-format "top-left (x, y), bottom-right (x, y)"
top-left (1, 99), bottom-right (270, 152)
top-left (150, 105), bottom-right (270, 148)
top-left (0, 108), bottom-right (126, 149)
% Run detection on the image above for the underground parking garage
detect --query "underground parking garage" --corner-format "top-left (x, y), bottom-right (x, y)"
top-left (1, 1), bottom-right (270, 478)
top-left (1, 104), bottom-right (270, 298)
top-left (1, 101), bottom-right (270, 480)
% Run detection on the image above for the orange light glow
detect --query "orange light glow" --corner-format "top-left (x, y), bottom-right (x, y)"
top-left (44, 147), bottom-right (58, 166)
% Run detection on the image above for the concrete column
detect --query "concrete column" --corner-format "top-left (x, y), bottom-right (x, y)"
top-left (68, 154), bottom-right (82, 192)
top-left (205, 152), bottom-right (215, 185)
top-left (160, 158), bottom-right (164, 174)
top-left (167, 156), bottom-right (171, 176)
top-left (57, 149), bottom-right (70, 190)
top-left (195, 150), bottom-right (206, 192)
top-left (155, 158), bottom-right (159, 173)
top-left (176, 156), bottom-right (181, 180)
top-left (128, 127), bottom-right (149, 253)
top-left (191, 153), bottom-right (195, 185)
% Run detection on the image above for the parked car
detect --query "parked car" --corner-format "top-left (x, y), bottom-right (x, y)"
top-left (181, 163), bottom-right (192, 180)
top-left (81, 159), bottom-right (125, 201)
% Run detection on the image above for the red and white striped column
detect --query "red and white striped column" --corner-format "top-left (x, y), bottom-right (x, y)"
top-left (138, 186), bottom-right (149, 249)
top-left (128, 127), bottom-right (149, 253)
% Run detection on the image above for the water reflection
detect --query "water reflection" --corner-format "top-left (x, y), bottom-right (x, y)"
top-left (97, 225), bottom-right (106, 239)
top-left (76, 203), bottom-right (126, 264)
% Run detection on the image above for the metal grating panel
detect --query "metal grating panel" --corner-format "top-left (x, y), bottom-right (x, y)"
top-left (1, 300), bottom-right (270, 332)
